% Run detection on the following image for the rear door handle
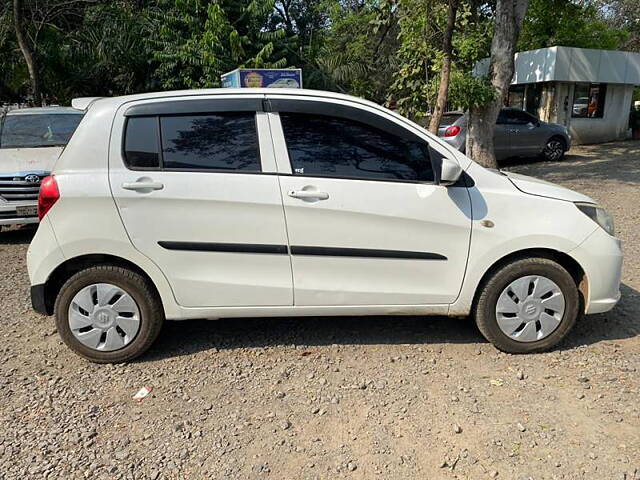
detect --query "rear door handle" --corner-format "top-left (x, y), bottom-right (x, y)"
top-left (122, 181), bottom-right (164, 191)
top-left (288, 190), bottom-right (329, 200)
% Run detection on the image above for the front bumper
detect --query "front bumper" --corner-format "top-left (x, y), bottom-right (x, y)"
top-left (0, 216), bottom-right (38, 226)
top-left (0, 203), bottom-right (39, 226)
top-left (569, 227), bottom-right (623, 314)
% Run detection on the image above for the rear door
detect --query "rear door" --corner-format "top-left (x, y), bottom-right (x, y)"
top-left (108, 95), bottom-right (293, 308)
top-left (267, 96), bottom-right (472, 306)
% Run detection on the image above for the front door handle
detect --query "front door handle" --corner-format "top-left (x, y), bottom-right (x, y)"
top-left (288, 190), bottom-right (329, 200)
top-left (122, 180), bottom-right (164, 192)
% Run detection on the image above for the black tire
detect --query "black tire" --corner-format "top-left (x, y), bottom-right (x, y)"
top-left (542, 136), bottom-right (566, 161)
top-left (474, 257), bottom-right (580, 354)
top-left (54, 265), bottom-right (164, 363)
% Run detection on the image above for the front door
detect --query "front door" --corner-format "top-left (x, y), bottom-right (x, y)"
top-left (493, 118), bottom-right (512, 160)
top-left (109, 97), bottom-right (293, 308)
top-left (507, 109), bottom-right (546, 155)
top-left (268, 100), bottom-right (472, 306)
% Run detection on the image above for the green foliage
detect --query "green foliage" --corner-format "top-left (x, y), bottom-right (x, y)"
top-left (443, 69), bottom-right (496, 111)
top-left (311, 0), bottom-right (399, 101)
top-left (0, 3), bottom-right (27, 100)
top-left (1, 0), bottom-right (635, 109)
top-left (518, 0), bottom-right (628, 51)
top-left (598, 0), bottom-right (640, 51)
top-left (61, 3), bottom-right (155, 99)
top-left (390, 0), bottom-right (493, 120)
top-left (390, 0), bottom-right (444, 119)
top-left (150, 0), bottom-right (291, 90)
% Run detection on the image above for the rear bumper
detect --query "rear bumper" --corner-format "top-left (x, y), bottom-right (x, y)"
top-left (569, 227), bottom-right (623, 314)
top-left (440, 135), bottom-right (465, 152)
top-left (31, 284), bottom-right (49, 315)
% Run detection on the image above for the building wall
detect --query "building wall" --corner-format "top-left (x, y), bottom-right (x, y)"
top-left (549, 82), bottom-right (633, 144)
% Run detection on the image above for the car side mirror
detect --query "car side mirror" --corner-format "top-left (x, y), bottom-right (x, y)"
top-left (430, 145), bottom-right (463, 186)
top-left (440, 157), bottom-right (463, 186)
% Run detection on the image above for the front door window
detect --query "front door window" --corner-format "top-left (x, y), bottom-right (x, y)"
top-left (279, 112), bottom-right (434, 183)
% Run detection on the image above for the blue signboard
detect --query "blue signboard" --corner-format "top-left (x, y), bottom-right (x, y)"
top-left (221, 69), bottom-right (302, 89)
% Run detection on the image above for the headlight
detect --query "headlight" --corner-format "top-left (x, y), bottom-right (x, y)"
top-left (575, 203), bottom-right (615, 236)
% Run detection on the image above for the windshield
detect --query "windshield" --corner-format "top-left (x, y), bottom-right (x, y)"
top-left (0, 113), bottom-right (83, 148)
top-left (440, 114), bottom-right (462, 127)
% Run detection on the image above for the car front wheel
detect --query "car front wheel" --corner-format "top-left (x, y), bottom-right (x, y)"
top-left (55, 265), bottom-right (164, 363)
top-left (542, 137), bottom-right (566, 161)
top-left (474, 257), bottom-right (581, 353)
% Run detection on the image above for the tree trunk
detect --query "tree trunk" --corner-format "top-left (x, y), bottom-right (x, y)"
top-left (13, 0), bottom-right (42, 106)
top-left (428, 0), bottom-right (459, 134)
top-left (466, 0), bottom-right (529, 167)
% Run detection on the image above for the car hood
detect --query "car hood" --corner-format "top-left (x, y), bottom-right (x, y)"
top-left (503, 171), bottom-right (595, 204)
top-left (0, 147), bottom-right (63, 174)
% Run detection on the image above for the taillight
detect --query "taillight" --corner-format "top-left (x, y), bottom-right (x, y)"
top-left (38, 176), bottom-right (60, 220)
top-left (444, 125), bottom-right (461, 137)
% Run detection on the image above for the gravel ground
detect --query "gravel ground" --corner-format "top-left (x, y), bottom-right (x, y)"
top-left (1, 141), bottom-right (639, 480)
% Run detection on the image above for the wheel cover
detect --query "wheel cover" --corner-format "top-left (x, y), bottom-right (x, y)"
top-left (495, 275), bottom-right (565, 343)
top-left (68, 283), bottom-right (141, 352)
top-left (544, 139), bottom-right (564, 160)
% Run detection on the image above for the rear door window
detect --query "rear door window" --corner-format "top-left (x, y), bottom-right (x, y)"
top-left (0, 113), bottom-right (83, 148)
top-left (160, 113), bottom-right (260, 171)
top-left (440, 114), bottom-right (463, 126)
top-left (123, 111), bottom-right (261, 172)
top-left (124, 117), bottom-right (160, 169)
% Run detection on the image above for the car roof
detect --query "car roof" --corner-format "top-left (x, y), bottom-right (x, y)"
top-left (85, 88), bottom-right (391, 113)
top-left (5, 106), bottom-right (83, 116)
top-left (501, 107), bottom-right (533, 113)
top-left (83, 88), bottom-right (435, 134)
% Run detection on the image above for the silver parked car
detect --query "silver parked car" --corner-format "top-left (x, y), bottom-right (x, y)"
top-left (438, 108), bottom-right (571, 161)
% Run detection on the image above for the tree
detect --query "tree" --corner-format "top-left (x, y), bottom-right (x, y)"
top-left (63, 2), bottom-right (156, 98)
top-left (599, 0), bottom-right (640, 51)
top-left (7, 0), bottom-right (101, 104)
top-left (390, 0), bottom-right (493, 122)
top-left (13, 0), bottom-right (41, 105)
top-left (313, 0), bottom-right (399, 101)
top-left (390, 0), bottom-right (442, 120)
top-left (466, 0), bottom-right (529, 168)
top-left (427, 0), bottom-right (461, 132)
top-left (519, 0), bottom-right (627, 51)
top-left (428, 0), bottom-right (458, 134)
top-left (150, 0), bottom-right (291, 90)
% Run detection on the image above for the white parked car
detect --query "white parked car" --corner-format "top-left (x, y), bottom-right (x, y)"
top-left (0, 107), bottom-right (84, 228)
top-left (27, 89), bottom-right (622, 363)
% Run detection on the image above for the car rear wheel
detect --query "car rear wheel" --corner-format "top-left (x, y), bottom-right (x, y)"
top-left (55, 265), bottom-right (164, 363)
top-left (474, 257), bottom-right (580, 353)
top-left (542, 137), bottom-right (566, 161)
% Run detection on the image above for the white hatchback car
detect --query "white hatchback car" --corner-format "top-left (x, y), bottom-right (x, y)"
top-left (27, 89), bottom-right (622, 363)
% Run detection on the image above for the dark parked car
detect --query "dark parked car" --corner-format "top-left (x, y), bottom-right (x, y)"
top-left (438, 108), bottom-right (571, 161)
